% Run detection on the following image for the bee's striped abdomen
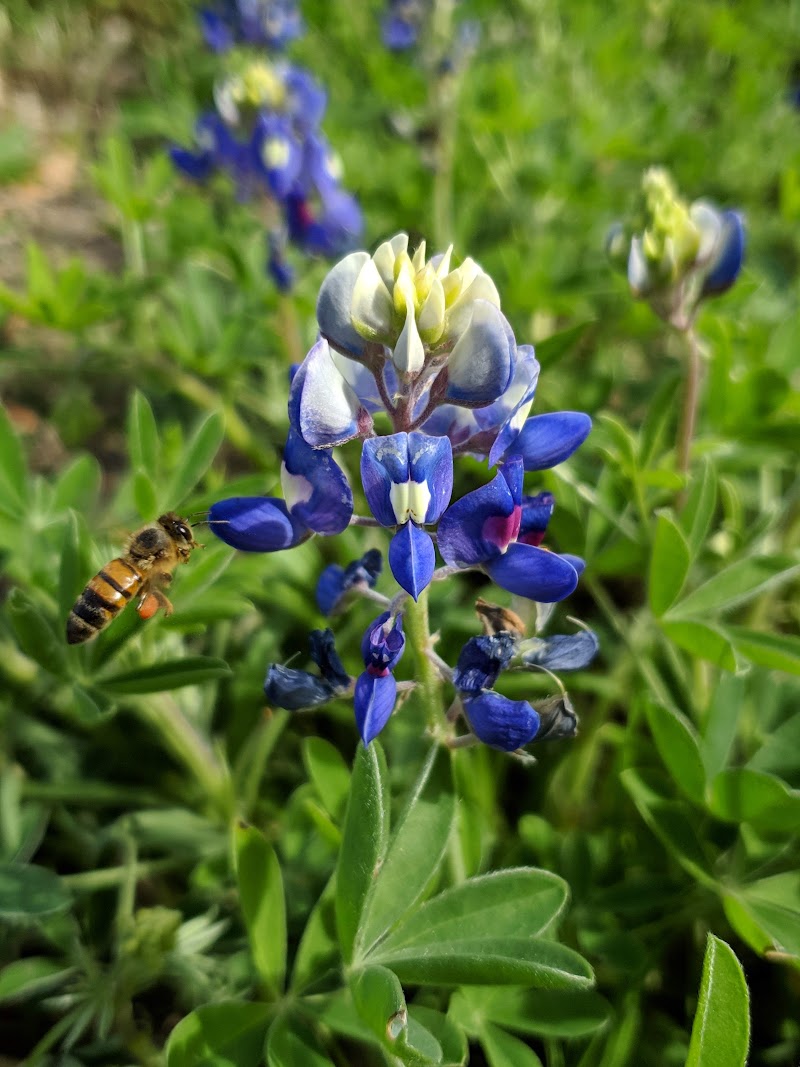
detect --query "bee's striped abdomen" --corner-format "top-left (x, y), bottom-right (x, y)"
top-left (66, 558), bottom-right (143, 645)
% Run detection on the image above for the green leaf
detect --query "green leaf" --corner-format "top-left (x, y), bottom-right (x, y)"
top-left (660, 620), bottom-right (737, 671)
top-left (700, 675), bottom-right (744, 781)
top-left (266, 1013), bottom-right (335, 1067)
top-left (620, 770), bottom-right (714, 887)
top-left (681, 457), bottom-right (718, 555)
top-left (359, 746), bottom-right (455, 955)
top-left (725, 872), bottom-right (800, 960)
top-left (303, 737), bottom-right (351, 822)
top-left (0, 957), bottom-right (74, 1003)
top-left (686, 934), bottom-right (750, 1067)
top-left (644, 701), bottom-right (706, 804)
top-left (335, 742), bottom-right (389, 964)
top-left (726, 627), bottom-right (800, 675)
top-left (409, 1007), bottom-right (467, 1067)
top-left (649, 512), bottom-right (691, 616)
top-left (166, 411), bottom-right (225, 508)
top-left (234, 823), bottom-right (286, 995)
top-left (668, 556), bottom-right (800, 619)
top-left (0, 863), bottom-right (72, 919)
top-left (455, 987), bottom-right (610, 1039)
top-left (7, 589), bottom-right (68, 678)
top-left (166, 1002), bottom-right (271, 1067)
top-left (127, 390), bottom-right (160, 473)
top-left (481, 1024), bottom-right (543, 1067)
top-left (98, 657), bottom-right (231, 694)
top-left (133, 469), bottom-right (159, 521)
top-left (291, 876), bottom-right (337, 992)
top-left (350, 965), bottom-right (408, 1046)
top-left (52, 454), bottom-right (101, 514)
top-left (709, 769), bottom-right (800, 833)
top-left (372, 936), bottom-right (593, 989)
top-left (372, 869), bottom-right (568, 956)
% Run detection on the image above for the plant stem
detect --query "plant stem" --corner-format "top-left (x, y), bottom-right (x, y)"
top-left (403, 587), bottom-right (449, 739)
top-left (278, 293), bottom-right (306, 365)
top-left (676, 324), bottom-right (703, 483)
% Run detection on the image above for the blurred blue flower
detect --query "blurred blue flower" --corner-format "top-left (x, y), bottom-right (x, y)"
top-left (200, 0), bottom-right (303, 52)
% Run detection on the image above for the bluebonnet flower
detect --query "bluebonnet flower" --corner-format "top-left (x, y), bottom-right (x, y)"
top-left (170, 15), bottom-right (362, 288)
top-left (607, 167), bottom-right (745, 328)
top-left (200, 0), bottom-right (302, 52)
top-left (354, 612), bottom-right (406, 744)
top-left (211, 233), bottom-right (594, 750)
top-left (449, 600), bottom-right (598, 752)
top-left (381, 0), bottom-right (426, 50)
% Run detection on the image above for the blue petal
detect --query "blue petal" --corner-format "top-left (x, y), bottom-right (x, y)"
top-left (388, 523), bottom-right (435, 600)
top-left (382, 13), bottom-right (418, 49)
top-left (208, 496), bottom-right (307, 551)
top-left (316, 252), bottom-right (370, 360)
top-left (169, 146), bottom-right (215, 182)
top-left (444, 302), bottom-right (515, 407)
top-left (309, 628), bottom-right (351, 689)
top-left (518, 491), bottom-right (555, 546)
top-left (453, 633), bottom-right (516, 695)
top-left (304, 189), bottom-right (363, 258)
top-left (560, 553), bottom-right (585, 576)
top-left (264, 665), bottom-right (334, 710)
top-left (486, 344), bottom-right (541, 467)
top-left (354, 672), bottom-right (397, 745)
top-left (486, 544), bottom-right (579, 602)
top-left (437, 459), bottom-right (523, 567)
top-left (464, 691), bottom-right (540, 752)
top-left (361, 432), bottom-right (453, 527)
top-left (316, 549), bottom-right (382, 615)
top-left (281, 429), bottom-right (353, 534)
top-left (253, 114), bottom-right (302, 199)
top-left (361, 611), bottom-right (405, 672)
top-left (513, 412), bottom-right (592, 471)
top-left (701, 210), bottom-right (745, 297)
top-left (199, 9), bottom-right (233, 51)
top-left (521, 631), bottom-right (599, 671)
top-left (284, 66), bottom-right (327, 131)
top-left (288, 338), bottom-right (372, 447)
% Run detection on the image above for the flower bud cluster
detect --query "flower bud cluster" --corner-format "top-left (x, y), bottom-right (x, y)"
top-left (210, 234), bottom-right (596, 751)
top-left (170, 1), bottom-right (362, 290)
top-left (607, 167), bottom-right (744, 328)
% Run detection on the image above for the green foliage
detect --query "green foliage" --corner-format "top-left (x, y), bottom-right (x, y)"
top-left (1, 0), bottom-right (799, 1063)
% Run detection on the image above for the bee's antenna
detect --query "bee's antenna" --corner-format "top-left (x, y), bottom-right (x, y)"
top-left (190, 519), bottom-right (231, 528)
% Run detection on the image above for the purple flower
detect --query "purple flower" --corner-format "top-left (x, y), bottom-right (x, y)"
top-left (437, 456), bottom-right (581, 602)
top-left (361, 432), bottom-right (453, 599)
top-left (354, 612), bottom-right (405, 744)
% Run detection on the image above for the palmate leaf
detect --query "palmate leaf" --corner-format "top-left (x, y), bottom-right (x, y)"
top-left (667, 555), bottom-right (800, 619)
top-left (480, 1023), bottom-right (544, 1067)
top-left (234, 823), bottom-right (286, 996)
top-left (98, 657), bottom-right (231, 694)
top-left (648, 512), bottom-right (691, 616)
top-left (452, 986), bottom-right (611, 1039)
top-left (0, 863), bottom-right (72, 920)
top-left (166, 1002), bottom-right (271, 1067)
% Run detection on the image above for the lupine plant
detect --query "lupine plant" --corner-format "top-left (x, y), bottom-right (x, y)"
top-left (607, 167), bottom-right (745, 478)
top-left (209, 233), bottom-right (596, 752)
top-left (171, 0), bottom-right (362, 290)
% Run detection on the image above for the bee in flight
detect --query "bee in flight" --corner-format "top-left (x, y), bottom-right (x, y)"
top-left (66, 513), bottom-right (201, 645)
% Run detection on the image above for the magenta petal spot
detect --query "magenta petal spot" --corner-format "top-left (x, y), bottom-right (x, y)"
top-left (482, 506), bottom-right (521, 552)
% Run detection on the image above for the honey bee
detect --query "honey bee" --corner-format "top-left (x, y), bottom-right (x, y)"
top-left (66, 513), bottom-right (201, 645)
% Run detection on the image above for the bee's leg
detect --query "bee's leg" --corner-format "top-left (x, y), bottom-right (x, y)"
top-left (142, 573), bottom-right (175, 617)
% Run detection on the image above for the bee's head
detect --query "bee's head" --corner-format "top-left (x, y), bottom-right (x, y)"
top-left (158, 513), bottom-right (201, 548)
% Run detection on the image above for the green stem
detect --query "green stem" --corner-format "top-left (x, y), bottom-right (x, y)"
top-left (403, 588), bottom-right (448, 739)
top-left (676, 324), bottom-right (703, 484)
top-left (121, 217), bottom-right (146, 279)
top-left (278, 293), bottom-right (306, 366)
top-left (62, 856), bottom-right (186, 891)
